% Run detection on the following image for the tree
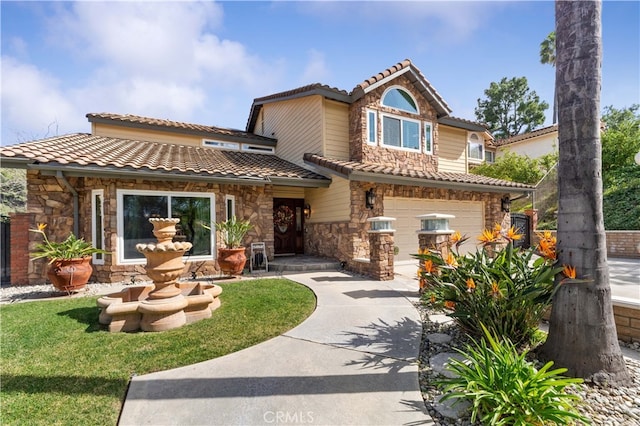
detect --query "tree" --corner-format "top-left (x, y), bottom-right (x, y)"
top-left (540, 31), bottom-right (558, 124)
top-left (470, 151), bottom-right (557, 185)
top-left (0, 168), bottom-right (27, 216)
top-left (475, 77), bottom-right (548, 139)
top-left (539, 0), bottom-right (630, 384)
top-left (601, 104), bottom-right (640, 182)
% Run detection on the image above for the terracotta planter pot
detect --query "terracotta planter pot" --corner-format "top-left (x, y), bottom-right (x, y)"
top-left (47, 257), bottom-right (93, 292)
top-left (217, 248), bottom-right (247, 276)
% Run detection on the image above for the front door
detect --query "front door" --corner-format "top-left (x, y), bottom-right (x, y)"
top-left (273, 198), bottom-right (304, 255)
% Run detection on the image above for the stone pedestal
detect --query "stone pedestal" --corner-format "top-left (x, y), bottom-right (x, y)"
top-left (418, 232), bottom-right (454, 259)
top-left (367, 217), bottom-right (396, 281)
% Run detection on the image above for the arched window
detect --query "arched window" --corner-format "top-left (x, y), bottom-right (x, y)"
top-left (467, 132), bottom-right (484, 161)
top-left (382, 88), bottom-right (418, 113)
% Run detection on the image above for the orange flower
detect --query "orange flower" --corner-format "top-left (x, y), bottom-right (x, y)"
top-left (466, 277), bottom-right (476, 292)
top-left (492, 223), bottom-right (502, 237)
top-left (478, 229), bottom-right (498, 244)
top-left (563, 264), bottom-right (576, 279)
top-left (541, 248), bottom-right (557, 260)
top-left (491, 281), bottom-right (501, 298)
top-left (430, 294), bottom-right (436, 304)
top-left (423, 259), bottom-right (437, 274)
top-left (445, 252), bottom-right (458, 268)
top-left (504, 225), bottom-right (523, 241)
top-left (37, 223), bottom-right (47, 231)
top-left (444, 300), bottom-right (456, 310)
top-left (450, 231), bottom-right (462, 245)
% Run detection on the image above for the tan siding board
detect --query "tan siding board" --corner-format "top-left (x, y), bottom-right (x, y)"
top-left (273, 187), bottom-right (305, 199)
top-left (324, 100), bottom-right (350, 160)
top-left (304, 176), bottom-right (350, 222)
top-left (93, 123), bottom-right (201, 147)
top-left (263, 96), bottom-right (323, 166)
top-left (438, 126), bottom-right (467, 173)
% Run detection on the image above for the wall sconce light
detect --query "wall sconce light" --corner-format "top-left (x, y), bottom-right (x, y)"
top-left (303, 204), bottom-right (311, 219)
top-left (501, 195), bottom-right (511, 213)
top-left (365, 188), bottom-right (376, 209)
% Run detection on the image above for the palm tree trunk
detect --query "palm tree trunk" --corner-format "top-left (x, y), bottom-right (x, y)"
top-left (539, 0), bottom-right (629, 384)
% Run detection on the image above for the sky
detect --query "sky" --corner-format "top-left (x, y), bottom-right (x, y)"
top-left (1, 1), bottom-right (639, 146)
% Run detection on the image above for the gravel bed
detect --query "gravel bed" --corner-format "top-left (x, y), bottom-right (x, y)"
top-left (415, 301), bottom-right (640, 425)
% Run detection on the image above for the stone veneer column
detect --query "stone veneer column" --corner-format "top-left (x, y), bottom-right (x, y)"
top-left (367, 217), bottom-right (396, 281)
top-left (418, 232), bottom-right (454, 260)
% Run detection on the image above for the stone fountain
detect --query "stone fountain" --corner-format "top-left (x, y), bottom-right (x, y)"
top-left (97, 218), bottom-right (222, 332)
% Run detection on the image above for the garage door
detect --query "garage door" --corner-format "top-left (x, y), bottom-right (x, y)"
top-left (384, 197), bottom-right (484, 262)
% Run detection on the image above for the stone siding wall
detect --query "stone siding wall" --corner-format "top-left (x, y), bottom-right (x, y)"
top-left (349, 74), bottom-right (439, 172)
top-left (20, 171), bottom-right (273, 285)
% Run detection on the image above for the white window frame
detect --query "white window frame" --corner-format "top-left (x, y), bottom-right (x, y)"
top-left (424, 121), bottom-right (433, 154)
top-left (467, 132), bottom-right (484, 162)
top-left (241, 144), bottom-right (275, 154)
top-left (367, 109), bottom-right (377, 145)
top-left (91, 189), bottom-right (105, 265)
top-left (116, 189), bottom-right (215, 265)
top-left (381, 113), bottom-right (421, 152)
top-left (381, 86), bottom-right (420, 114)
top-left (225, 195), bottom-right (236, 221)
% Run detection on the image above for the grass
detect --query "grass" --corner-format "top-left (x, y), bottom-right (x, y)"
top-left (0, 278), bottom-right (316, 425)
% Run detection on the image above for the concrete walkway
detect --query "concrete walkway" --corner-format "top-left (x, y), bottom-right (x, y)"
top-left (118, 271), bottom-right (433, 426)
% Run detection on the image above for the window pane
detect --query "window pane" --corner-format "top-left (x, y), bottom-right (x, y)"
top-left (382, 88), bottom-right (418, 113)
top-left (368, 111), bottom-right (376, 143)
top-left (469, 143), bottom-right (484, 160)
top-left (123, 195), bottom-right (168, 259)
top-left (425, 123), bottom-right (432, 153)
top-left (171, 197), bottom-right (212, 256)
top-left (403, 121), bottom-right (420, 149)
top-left (93, 192), bottom-right (103, 261)
top-left (383, 116), bottom-right (401, 147)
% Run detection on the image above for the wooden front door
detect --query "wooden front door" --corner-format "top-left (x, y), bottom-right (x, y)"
top-left (273, 198), bottom-right (304, 255)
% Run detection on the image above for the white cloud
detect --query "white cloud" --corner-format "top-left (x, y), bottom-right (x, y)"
top-left (1, 56), bottom-right (85, 144)
top-left (298, 49), bottom-right (330, 85)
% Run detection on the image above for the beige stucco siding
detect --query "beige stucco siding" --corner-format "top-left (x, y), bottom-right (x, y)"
top-left (92, 123), bottom-right (201, 146)
top-left (323, 100), bottom-right (350, 160)
top-left (304, 176), bottom-right (350, 223)
top-left (497, 133), bottom-right (558, 159)
top-left (437, 125), bottom-right (467, 173)
top-left (262, 95), bottom-right (324, 167)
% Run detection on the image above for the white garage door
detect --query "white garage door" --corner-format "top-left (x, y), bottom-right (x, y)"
top-left (384, 197), bottom-right (484, 262)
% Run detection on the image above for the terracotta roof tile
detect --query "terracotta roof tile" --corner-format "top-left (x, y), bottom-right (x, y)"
top-left (1, 134), bottom-right (329, 183)
top-left (87, 113), bottom-right (276, 144)
top-left (492, 124), bottom-right (558, 147)
top-left (303, 154), bottom-right (533, 191)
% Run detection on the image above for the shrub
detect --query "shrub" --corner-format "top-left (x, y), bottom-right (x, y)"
top-left (437, 324), bottom-right (589, 425)
top-left (415, 226), bottom-right (563, 348)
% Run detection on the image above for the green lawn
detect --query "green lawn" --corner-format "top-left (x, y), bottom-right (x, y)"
top-left (0, 278), bottom-right (316, 425)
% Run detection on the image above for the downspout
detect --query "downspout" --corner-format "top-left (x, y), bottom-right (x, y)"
top-left (56, 171), bottom-right (79, 236)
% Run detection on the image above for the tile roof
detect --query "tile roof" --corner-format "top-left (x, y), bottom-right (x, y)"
top-left (87, 113), bottom-right (276, 145)
top-left (303, 154), bottom-right (533, 191)
top-left (247, 59), bottom-right (453, 132)
top-left (492, 124), bottom-right (558, 147)
top-left (1, 134), bottom-right (329, 184)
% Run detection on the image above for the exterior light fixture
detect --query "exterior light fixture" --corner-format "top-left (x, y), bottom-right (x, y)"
top-left (365, 188), bottom-right (376, 209)
top-left (501, 195), bottom-right (511, 213)
top-left (303, 204), bottom-right (311, 219)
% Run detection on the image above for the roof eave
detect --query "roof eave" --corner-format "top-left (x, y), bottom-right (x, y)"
top-left (25, 163), bottom-right (271, 186)
top-left (348, 170), bottom-right (533, 194)
top-left (269, 176), bottom-right (331, 188)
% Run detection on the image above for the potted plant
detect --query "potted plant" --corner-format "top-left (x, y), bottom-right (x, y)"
top-left (213, 216), bottom-right (253, 276)
top-left (30, 223), bottom-right (109, 292)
